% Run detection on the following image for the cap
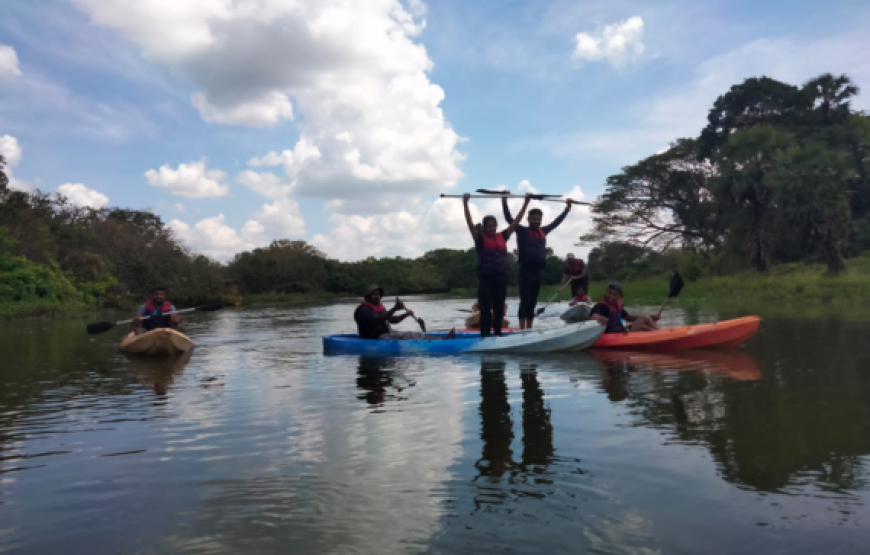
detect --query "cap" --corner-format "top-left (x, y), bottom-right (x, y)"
top-left (364, 284), bottom-right (384, 298)
top-left (607, 282), bottom-right (623, 296)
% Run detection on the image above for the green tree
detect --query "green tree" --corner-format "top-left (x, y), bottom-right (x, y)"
top-left (802, 73), bottom-right (860, 126)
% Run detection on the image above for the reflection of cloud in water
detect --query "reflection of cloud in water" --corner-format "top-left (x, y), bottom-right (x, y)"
top-left (584, 511), bottom-right (661, 555)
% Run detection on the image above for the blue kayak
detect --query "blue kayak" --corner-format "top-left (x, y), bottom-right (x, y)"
top-left (323, 322), bottom-right (604, 356)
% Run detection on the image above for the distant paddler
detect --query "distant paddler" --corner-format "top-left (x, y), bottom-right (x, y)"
top-left (354, 284), bottom-right (456, 340)
top-left (560, 253), bottom-right (589, 303)
top-left (133, 286), bottom-right (183, 336)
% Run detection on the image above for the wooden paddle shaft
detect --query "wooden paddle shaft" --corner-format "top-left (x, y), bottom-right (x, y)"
top-left (440, 194), bottom-right (592, 206)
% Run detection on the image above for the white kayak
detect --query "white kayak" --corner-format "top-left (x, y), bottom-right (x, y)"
top-left (119, 328), bottom-right (194, 356)
top-left (560, 302), bottom-right (594, 323)
top-left (323, 320), bottom-right (605, 356)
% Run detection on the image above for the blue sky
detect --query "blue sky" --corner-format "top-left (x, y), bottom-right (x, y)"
top-left (1, 0), bottom-right (869, 261)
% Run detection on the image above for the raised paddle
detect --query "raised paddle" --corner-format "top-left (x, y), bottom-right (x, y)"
top-left (535, 281), bottom-right (571, 316)
top-left (656, 272), bottom-right (686, 318)
top-left (440, 194), bottom-right (593, 207)
top-left (86, 303), bottom-right (224, 335)
top-left (476, 188), bottom-right (563, 198)
top-left (397, 297), bottom-right (426, 332)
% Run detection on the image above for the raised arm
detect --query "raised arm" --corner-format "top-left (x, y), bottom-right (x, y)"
top-left (542, 199), bottom-right (572, 234)
top-left (463, 194), bottom-right (479, 241)
top-left (503, 195), bottom-right (531, 239)
top-left (502, 197), bottom-right (515, 225)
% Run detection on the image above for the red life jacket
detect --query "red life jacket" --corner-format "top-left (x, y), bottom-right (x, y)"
top-left (358, 302), bottom-right (386, 313)
top-left (143, 301), bottom-right (173, 331)
top-left (477, 232), bottom-right (509, 276)
top-left (595, 299), bottom-right (626, 334)
top-left (566, 258), bottom-right (585, 276)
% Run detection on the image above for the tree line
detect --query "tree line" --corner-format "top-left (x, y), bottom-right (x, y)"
top-left (582, 73), bottom-right (870, 275)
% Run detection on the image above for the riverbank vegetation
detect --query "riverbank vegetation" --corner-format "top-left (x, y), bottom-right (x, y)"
top-left (2, 72), bottom-right (869, 319)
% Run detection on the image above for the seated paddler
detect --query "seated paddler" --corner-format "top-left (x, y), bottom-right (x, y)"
top-left (132, 286), bottom-right (182, 335)
top-left (589, 282), bottom-right (659, 333)
top-left (354, 284), bottom-right (455, 340)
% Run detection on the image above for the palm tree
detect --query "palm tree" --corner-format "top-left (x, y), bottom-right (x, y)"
top-left (803, 73), bottom-right (860, 125)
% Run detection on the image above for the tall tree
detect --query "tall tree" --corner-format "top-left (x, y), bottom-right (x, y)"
top-left (699, 77), bottom-right (808, 159)
top-left (582, 138), bottom-right (720, 249)
top-left (802, 73), bottom-right (860, 126)
top-left (713, 125), bottom-right (795, 273)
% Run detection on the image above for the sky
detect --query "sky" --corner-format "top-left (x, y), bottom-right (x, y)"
top-left (1, 0), bottom-right (869, 262)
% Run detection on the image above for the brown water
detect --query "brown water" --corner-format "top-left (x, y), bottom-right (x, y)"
top-left (0, 298), bottom-right (868, 554)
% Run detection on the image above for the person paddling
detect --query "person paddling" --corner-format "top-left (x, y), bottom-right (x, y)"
top-left (503, 197), bottom-right (574, 329)
top-left (590, 282), bottom-right (659, 333)
top-left (354, 285), bottom-right (456, 340)
top-left (463, 193), bottom-right (531, 337)
top-left (560, 253), bottom-right (588, 302)
top-left (132, 286), bottom-right (182, 336)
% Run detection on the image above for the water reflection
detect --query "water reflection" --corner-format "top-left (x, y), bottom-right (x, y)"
top-left (356, 356), bottom-right (416, 408)
top-left (126, 349), bottom-right (194, 396)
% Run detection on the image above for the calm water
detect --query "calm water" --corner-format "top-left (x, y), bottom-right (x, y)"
top-left (1, 298), bottom-right (869, 554)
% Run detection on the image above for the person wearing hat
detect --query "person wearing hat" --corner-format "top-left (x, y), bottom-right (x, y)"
top-left (354, 284), bottom-right (456, 340)
top-left (560, 253), bottom-right (588, 302)
top-left (590, 282), bottom-right (659, 333)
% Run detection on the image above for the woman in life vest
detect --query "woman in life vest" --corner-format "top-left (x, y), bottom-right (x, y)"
top-left (589, 282), bottom-right (659, 334)
top-left (463, 193), bottom-right (531, 337)
top-left (132, 286), bottom-right (182, 335)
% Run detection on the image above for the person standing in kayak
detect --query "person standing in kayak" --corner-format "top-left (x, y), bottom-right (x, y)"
top-left (590, 282), bottom-right (659, 333)
top-left (560, 253), bottom-right (588, 302)
top-left (463, 193), bottom-right (531, 337)
top-left (132, 286), bottom-right (182, 335)
top-left (354, 284), bottom-right (456, 340)
top-left (502, 197), bottom-right (574, 329)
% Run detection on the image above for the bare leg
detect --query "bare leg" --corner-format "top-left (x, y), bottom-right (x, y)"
top-left (630, 315), bottom-right (659, 332)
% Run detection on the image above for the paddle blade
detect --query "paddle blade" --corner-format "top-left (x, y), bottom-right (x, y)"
top-left (86, 321), bottom-right (115, 335)
top-left (416, 317), bottom-right (426, 332)
top-left (669, 272), bottom-right (685, 298)
top-left (196, 303), bottom-right (225, 312)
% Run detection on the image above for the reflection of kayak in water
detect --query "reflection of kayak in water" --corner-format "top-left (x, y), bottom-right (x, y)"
top-left (126, 348), bottom-right (195, 394)
top-left (120, 328), bottom-right (194, 356)
top-left (589, 348), bottom-right (762, 381)
top-left (593, 316), bottom-right (761, 350)
top-left (464, 311), bottom-right (510, 329)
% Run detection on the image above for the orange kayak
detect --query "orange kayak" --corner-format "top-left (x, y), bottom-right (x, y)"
top-left (592, 316), bottom-right (761, 350)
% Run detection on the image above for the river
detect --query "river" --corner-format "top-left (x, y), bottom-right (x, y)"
top-left (1, 297), bottom-right (868, 554)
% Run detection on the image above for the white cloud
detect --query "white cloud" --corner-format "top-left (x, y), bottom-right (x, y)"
top-left (0, 45), bottom-right (22, 81)
top-left (572, 16), bottom-right (645, 68)
top-left (235, 170), bottom-right (296, 199)
top-left (174, 203), bottom-right (186, 213)
top-left (57, 183), bottom-right (109, 208)
top-left (169, 215), bottom-right (255, 261)
top-left (246, 197), bottom-right (306, 239)
top-left (0, 134), bottom-right (28, 191)
top-left (72, 0), bottom-right (464, 207)
top-left (144, 159), bottom-right (229, 198)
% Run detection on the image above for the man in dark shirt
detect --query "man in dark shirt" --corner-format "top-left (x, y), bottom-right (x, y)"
top-left (590, 282), bottom-right (659, 333)
top-left (503, 197), bottom-right (574, 329)
top-left (354, 284), bottom-right (455, 340)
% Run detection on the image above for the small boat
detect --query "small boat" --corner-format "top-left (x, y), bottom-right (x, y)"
top-left (464, 311), bottom-right (510, 329)
top-left (560, 302), bottom-right (593, 323)
top-left (323, 321), bottom-right (604, 356)
top-left (119, 328), bottom-right (194, 356)
top-left (592, 316), bottom-right (761, 350)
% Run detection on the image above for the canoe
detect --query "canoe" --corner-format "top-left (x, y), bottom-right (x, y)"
top-left (323, 321), bottom-right (604, 356)
top-left (464, 312), bottom-right (510, 329)
top-left (560, 302), bottom-right (593, 323)
top-left (592, 315), bottom-right (761, 350)
top-left (119, 328), bottom-right (194, 356)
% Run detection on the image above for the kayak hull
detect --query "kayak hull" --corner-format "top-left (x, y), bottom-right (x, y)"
top-left (592, 316), bottom-right (761, 350)
top-left (560, 302), bottom-right (593, 323)
top-left (324, 321), bottom-right (604, 356)
top-left (120, 328), bottom-right (194, 356)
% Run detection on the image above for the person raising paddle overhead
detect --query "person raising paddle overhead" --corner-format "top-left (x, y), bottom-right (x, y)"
top-left (132, 286), bottom-right (182, 335)
top-left (502, 196), bottom-right (574, 329)
top-left (463, 193), bottom-right (531, 337)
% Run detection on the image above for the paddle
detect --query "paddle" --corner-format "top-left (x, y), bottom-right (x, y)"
top-left (656, 272), bottom-right (685, 318)
top-left (86, 303), bottom-right (224, 335)
top-left (476, 188), bottom-right (562, 198)
top-left (440, 194), bottom-right (593, 207)
top-left (535, 281), bottom-right (571, 316)
top-left (397, 297), bottom-right (426, 332)
top-left (456, 309), bottom-right (474, 313)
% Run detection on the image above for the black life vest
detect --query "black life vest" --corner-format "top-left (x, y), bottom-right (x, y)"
top-left (522, 227), bottom-right (548, 266)
top-left (355, 302), bottom-right (390, 339)
top-left (595, 300), bottom-right (626, 334)
top-left (143, 301), bottom-right (173, 331)
top-left (477, 232), bottom-right (509, 276)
